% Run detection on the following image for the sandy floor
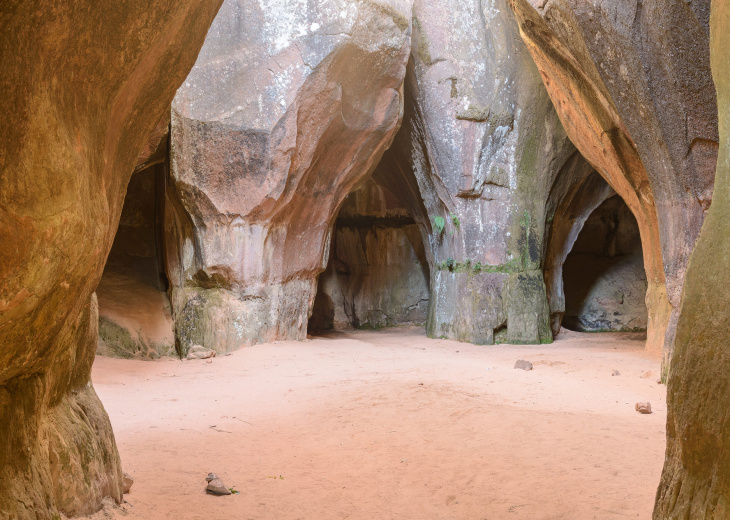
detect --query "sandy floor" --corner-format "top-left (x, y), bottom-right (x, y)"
top-left (87, 327), bottom-right (667, 520)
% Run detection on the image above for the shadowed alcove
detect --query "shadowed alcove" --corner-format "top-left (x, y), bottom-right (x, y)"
top-left (544, 156), bottom-right (649, 338)
top-left (308, 172), bottom-right (430, 333)
top-left (96, 163), bottom-right (175, 359)
top-left (562, 195), bottom-right (648, 333)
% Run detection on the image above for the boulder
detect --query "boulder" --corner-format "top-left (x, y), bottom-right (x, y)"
top-left (186, 345), bottom-right (216, 360)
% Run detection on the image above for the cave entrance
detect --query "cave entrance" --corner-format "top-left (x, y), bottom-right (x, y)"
top-left (561, 195), bottom-right (648, 333)
top-left (96, 163), bottom-right (175, 359)
top-left (308, 172), bottom-right (431, 334)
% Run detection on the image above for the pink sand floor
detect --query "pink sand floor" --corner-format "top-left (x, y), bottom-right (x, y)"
top-left (87, 327), bottom-right (667, 520)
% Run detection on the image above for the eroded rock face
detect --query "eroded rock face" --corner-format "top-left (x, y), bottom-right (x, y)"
top-left (310, 176), bottom-right (430, 331)
top-left (507, 0), bottom-right (718, 358)
top-left (168, 0), bottom-right (413, 355)
top-left (0, 1), bottom-right (222, 517)
top-left (386, 0), bottom-right (576, 344)
top-left (654, 2), bottom-right (730, 516)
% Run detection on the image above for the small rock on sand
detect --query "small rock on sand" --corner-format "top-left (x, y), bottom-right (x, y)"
top-left (205, 473), bottom-right (231, 495)
top-left (635, 402), bottom-right (652, 414)
top-left (612, 370), bottom-right (620, 376)
top-left (514, 360), bottom-right (533, 371)
top-left (122, 472), bottom-right (134, 494)
top-left (187, 345), bottom-right (216, 360)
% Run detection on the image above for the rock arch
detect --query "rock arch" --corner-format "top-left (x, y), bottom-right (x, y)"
top-left (508, 0), bottom-right (717, 361)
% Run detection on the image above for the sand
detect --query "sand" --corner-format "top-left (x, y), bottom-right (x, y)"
top-left (87, 327), bottom-right (667, 520)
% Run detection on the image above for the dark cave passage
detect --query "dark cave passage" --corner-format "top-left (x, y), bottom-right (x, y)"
top-left (96, 163), bottom-right (175, 358)
top-left (308, 174), bottom-right (430, 334)
top-left (562, 195), bottom-right (648, 333)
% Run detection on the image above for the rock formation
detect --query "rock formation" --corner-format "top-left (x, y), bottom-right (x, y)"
top-left (97, 165), bottom-right (175, 359)
top-left (310, 175), bottom-right (430, 331)
top-left (2, 0), bottom-right (729, 516)
top-left (169, 0), bottom-right (619, 348)
top-left (507, 0), bottom-right (718, 361)
top-left (384, 0), bottom-right (579, 344)
top-left (0, 0), bottom-right (222, 517)
top-left (543, 166), bottom-right (617, 334)
top-left (654, 2), bottom-right (730, 516)
top-left (168, 0), bottom-right (413, 355)
top-left (561, 195), bottom-right (648, 333)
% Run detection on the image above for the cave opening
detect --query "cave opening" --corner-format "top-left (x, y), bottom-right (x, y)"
top-left (96, 163), bottom-right (176, 359)
top-left (561, 195), bottom-right (648, 333)
top-left (307, 170), bottom-right (431, 335)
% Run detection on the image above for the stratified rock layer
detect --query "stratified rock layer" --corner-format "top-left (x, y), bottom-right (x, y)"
top-left (654, 2), bottom-right (730, 516)
top-left (169, 0), bottom-right (413, 355)
top-left (0, 1), bottom-right (222, 517)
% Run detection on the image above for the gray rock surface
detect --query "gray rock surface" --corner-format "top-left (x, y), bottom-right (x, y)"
top-left (508, 0), bottom-right (717, 360)
top-left (514, 359), bottom-right (534, 371)
top-left (205, 473), bottom-right (232, 495)
top-left (381, 0), bottom-right (576, 345)
top-left (169, 0), bottom-right (413, 354)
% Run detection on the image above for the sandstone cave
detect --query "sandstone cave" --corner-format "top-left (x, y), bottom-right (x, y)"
top-left (3, 1), bottom-right (730, 519)
top-left (561, 195), bottom-right (648, 334)
top-left (96, 163), bottom-right (175, 359)
top-left (308, 173), bottom-right (430, 334)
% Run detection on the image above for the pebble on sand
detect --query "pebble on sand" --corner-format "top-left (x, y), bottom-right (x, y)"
top-left (205, 473), bottom-right (232, 495)
top-left (122, 472), bottom-right (134, 494)
top-left (514, 360), bottom-right (533, 371)
top-left (635, 402), bottom-right (652, 414)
